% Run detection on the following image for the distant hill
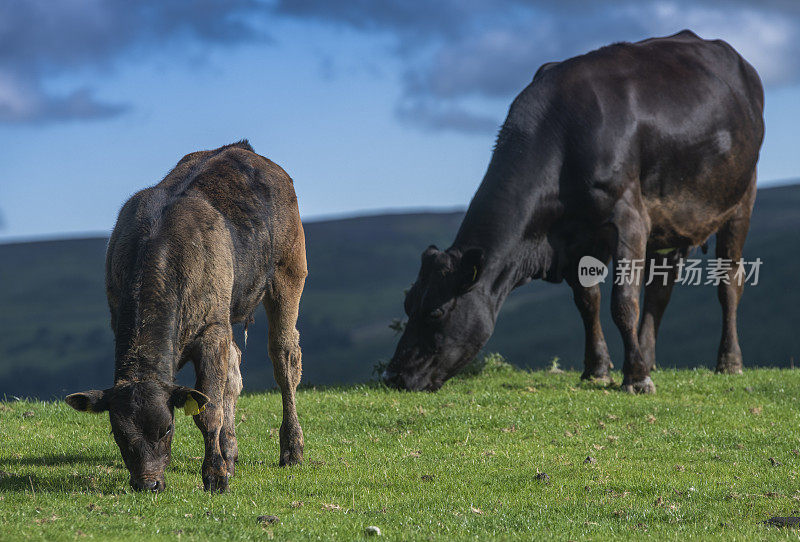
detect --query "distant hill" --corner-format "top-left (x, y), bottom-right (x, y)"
top-left (1, 183), bottom-right (798, 398)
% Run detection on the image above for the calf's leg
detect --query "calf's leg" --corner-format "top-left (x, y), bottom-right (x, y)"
top-left (192, 323), bottom-right (234, 492)
top-left (264, 259), bottom-right (307, 466)
top-left (220, 342), bottom-right (242, 477)
top-left (638, 254), bottom-right (677, 371)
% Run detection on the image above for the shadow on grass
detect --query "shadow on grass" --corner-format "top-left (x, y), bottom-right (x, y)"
top-left (0, 452), bottom-right (131, 494)
top-left (0, 471), bottom-right (127, 495)
top-left (166, 458), bottom-right (205, 475)
top-left (1, 452), bottom-right (115, 467)
top-left (1, 452), bottom-right (212, 485)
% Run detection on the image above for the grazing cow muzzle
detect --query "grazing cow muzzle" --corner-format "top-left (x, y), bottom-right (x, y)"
top-left (381, 369), bottom-right (406, 390)
top-left (130, 476), bottom-right (165, 492)
top-left (382, 368), bottom-right (443, 392)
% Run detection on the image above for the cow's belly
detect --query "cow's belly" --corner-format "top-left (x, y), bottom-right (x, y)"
top-left (637, 132), bottom-right (756, 249)
top-left (226, 231), bottom-right (270, 324)
top-left (229, 274), bottom-right (266, 324)
top-left (641, 166), bottom-right (752, 249)
top-left (645, 196), bottom-right (735, 249)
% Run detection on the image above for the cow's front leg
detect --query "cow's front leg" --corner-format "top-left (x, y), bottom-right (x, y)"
top-left (220, 342), bottom-right (242, 478)
top-left (611, 205), bottom-right (655, 394)
top-left (568, 280), bottom-right (613, 383)
top-left (192, 323), bottom-right (233, 492)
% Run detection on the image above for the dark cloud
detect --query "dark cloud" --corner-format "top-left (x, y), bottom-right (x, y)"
top-left (273, 0), bottom-right (497, 40)
top-left (277, 0), bottom-right (800, 133)
top-left (395, 100), bottom-right (498, 134)
top-left (0, 0), bottom-right (270, 124)
top-left (0, 78), bottom-right (128, 124)
top-left (2, 0), bottom-right (798, 130)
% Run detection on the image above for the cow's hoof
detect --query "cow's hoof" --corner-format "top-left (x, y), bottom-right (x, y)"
top-left (279, 450), bottom-right (303, 467)
top-left (203, 472), bottom-right (231, 493)
top-left (621, 377), bottom-right (656, 394)
top-left (715, 353), bottom-right (743, 375)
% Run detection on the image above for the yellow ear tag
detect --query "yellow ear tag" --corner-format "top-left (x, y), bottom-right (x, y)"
top-left (183, 397), bottom-right (205, 416)
top-left (472, 266), bottom-right (478, 281)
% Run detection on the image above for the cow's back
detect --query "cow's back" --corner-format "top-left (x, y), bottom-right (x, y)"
top-left (106, 142), bottom-right (303, 355)
top-left (504, 30), bottom-right (763, 247)
top-left (457, 30), bottom-right (764, 282)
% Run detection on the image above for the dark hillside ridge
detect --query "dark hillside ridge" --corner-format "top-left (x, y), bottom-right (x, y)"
top-left (1, 183), bottom-right (798, 398)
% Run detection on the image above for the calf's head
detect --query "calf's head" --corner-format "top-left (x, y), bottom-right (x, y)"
top-left (383, 245), bottom-right (495, 391)
top-left (66, 382), bottom-right (209, 492)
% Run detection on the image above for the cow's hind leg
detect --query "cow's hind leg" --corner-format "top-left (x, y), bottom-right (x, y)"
top-left (264, 258), bottom-right (307, 466)
top-left (568, 281), bottom-right (613, 383)
top-left (192, 323), bottom-right (234, 492)
top-left (610, 204), bottom-right (654, 394)
top-left (639, 253), bottom-right (678, 371)
top-left (715, 183), bottom-right (755, 374)
top-left (220, 342), bottom-right (242, 477)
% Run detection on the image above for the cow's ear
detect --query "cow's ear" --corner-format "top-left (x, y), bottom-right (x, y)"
top-left (66, 390), bottom-right (110, 413)
top-left (171, 387), bottom-right (210, 416)
top-left (459, 248), bottom-right (485, 291)
top-left (421, 245), bottom-right (439, 261)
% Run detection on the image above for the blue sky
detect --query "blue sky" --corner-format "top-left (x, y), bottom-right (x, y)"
top-left (1, 1), bottom-right (798, 241)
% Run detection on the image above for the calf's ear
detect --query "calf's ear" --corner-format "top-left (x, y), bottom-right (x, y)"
top-left (459, 247), bottom-right (485, 291)
top-left (421, 245), bottom-right (440, 261)
top-left (65, 390), bottom-right (110, 413)
top-left (171, 387), bottom-right (211, 416)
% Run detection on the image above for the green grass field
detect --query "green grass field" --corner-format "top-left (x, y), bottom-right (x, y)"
top-left (2, 359), bottom-right (800, 540)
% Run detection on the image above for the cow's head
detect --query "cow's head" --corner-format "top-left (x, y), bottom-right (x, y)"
top-left (383, 245), bottom-right (495, 391)
top-left (66, 382), bottom-right (209, 492)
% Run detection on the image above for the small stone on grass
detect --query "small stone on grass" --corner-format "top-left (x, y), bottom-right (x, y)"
top-left (365, 525), bottom-right (381, 536)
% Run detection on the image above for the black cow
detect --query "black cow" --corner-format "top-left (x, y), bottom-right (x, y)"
top-left (384, 31), bottom-right (764, 393)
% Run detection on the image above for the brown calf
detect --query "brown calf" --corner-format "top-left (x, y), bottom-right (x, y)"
top-left (66, 141), bottom-right (306, 492)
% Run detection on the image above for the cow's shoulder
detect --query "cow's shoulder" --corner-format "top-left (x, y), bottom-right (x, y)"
top-left (532, 61), bottom-right (560, 84)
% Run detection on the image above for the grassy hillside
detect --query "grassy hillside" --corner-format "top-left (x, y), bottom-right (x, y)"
top-left (1, 363), bottom-right (800, 540)
top-left (1, 183), bottom-right (799, 398)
